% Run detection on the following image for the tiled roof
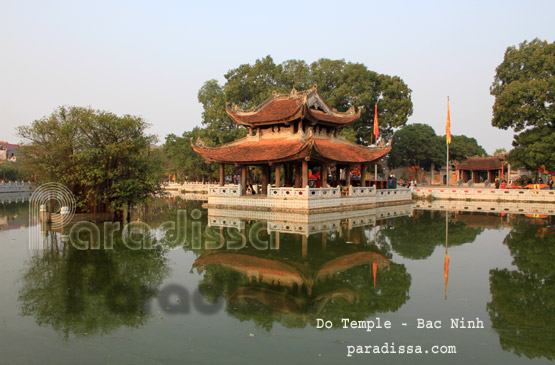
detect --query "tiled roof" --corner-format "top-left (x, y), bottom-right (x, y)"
top-left (192, 252), bottom-right (306, 285)
top-left (193, 136), bottom-right (390, 165)
top-left (226, 86), bottom-right (361, 127)
top-left (227, 98), bottom-right (303, 125)
top-left (307, 109), bottom-right (360, 125)
top-left (456, 156), bottom-right (505, 170)
top-left (192, 138), bottom-right (308, 164)
top-left (0, 142), bottom-right (20, 150)
top-left (316, 252), bottom-right (389, 280)
top-left (314, 139), bottom-right (391, 164)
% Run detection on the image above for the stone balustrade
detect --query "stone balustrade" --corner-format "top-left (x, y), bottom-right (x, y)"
top-left (208, 185), bottom-right (241, 196)
top-left (413, 187), bottom-right (555, 203)
top-left (165, 182), bottom-right (213, 192)
top-left (348, 186), bottom-right (376, 197)
top-left (0, 181), bottom-right (34, 193)
top-left (376, 188), bottom-right (412, 202)
top-left (268, 186), bottom-right (341, 199)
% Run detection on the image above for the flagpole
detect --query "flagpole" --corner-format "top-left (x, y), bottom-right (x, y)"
top-left (446, 142), bottom-right (449, 187)
top-left (446, 96), bottom-right (450, 187)
top-left (445, 208), bottom-right (449, 300)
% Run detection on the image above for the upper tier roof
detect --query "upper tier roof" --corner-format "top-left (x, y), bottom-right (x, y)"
top-left (226, 86), bottom-right (361, 128)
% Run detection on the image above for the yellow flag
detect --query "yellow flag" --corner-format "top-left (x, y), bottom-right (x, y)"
top-left (446, 98), bottom-right (452, 144)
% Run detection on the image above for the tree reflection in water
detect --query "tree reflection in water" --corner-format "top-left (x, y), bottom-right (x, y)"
top-left (18, 229), bottom-right (169, 339)
top-left (381, 210), bottom-right (483, 259)
top-left (488, 215), bottom-right (555, 361)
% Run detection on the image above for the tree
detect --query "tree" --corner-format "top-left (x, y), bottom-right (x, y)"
top-left (493, 148), bottom-right (507, 156)
top-left (490, 39), bottom-right (555, 170)
top-left (198, 56), bottom-right (413, 145)
top-left (19, 231), bottom-right (169, 339)
top-left (445, 135), bottom-right (487, 162)
top-left (507, 125), bottom-right (555, 170)
top-left (0, 160), bottom-right (32, 181)
top-left (17, 106), bottom-right (163, 215)
top-left (163, 128), bottom-right (216, 182)
top-left (387, 123), bottom-right (444, 170)
top-left (381, 211), bottom-right (483, 260)
top-left (487, 216), bottom-right (555, 360)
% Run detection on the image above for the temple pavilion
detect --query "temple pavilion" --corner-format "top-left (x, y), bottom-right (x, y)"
top-left (192, 86), bottom-right (390, 195)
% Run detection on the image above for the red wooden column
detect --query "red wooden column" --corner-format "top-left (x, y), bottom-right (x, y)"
top-left (275, 164), bottom-right (281, 187)
top-left (335, 165), bottom-right (341, 186)
top-left (284, 164), bottom-right (289, 186)
top-left (262, 165), bottom-right (269, 194)
top-left (219, 163), bottom-right (225, 186)
top-left (295, 163), bottom-right (301, 188)
top-left (240, 166), bottom-right (247, 194)
top-left (302, 160), bottom-right (309, 188)
top-left (321, 163), bottom-right (328, 188)
top-left (361, 164), bottom-right (367, 187)
top-left (345, 166), bottom-right (351, 186)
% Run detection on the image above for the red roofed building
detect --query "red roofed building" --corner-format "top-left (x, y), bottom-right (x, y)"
top-left (455, 156), bottom-right (507, 184)
top-left (0, 141), bottom-right (22, 162)
top-left (193, 86), bottom-right (390, 194)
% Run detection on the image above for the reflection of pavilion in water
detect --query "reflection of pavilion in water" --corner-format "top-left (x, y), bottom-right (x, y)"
top-left (191, 205), bottom-right (412, 329)
top-left (207, 204), bottom-right (413, 258)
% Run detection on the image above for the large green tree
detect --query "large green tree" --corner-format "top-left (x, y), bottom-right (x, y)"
top-left (490, 39), bottom-right (555, 170)
top-left (441, 135), bottom-right (487, 162)
top-left (387, 123), bottom-right (444, 170)
top-left (17, 106), bottom-right (163, 215)
top-left (163, 128), bottom-right (217, 182)
top-left (198, 56), bottom-right (413, 145)
top-left (389, 124), bottom-right (487, 171)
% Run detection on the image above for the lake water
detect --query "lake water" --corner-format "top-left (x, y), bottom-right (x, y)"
top-left (0, 198), bottom-right (553, 364)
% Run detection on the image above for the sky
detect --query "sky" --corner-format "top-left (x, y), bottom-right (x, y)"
top-left (1, 0), bottom-right (554, 154)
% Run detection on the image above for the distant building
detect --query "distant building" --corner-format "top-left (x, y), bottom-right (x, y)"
top-left (0, 141), bottom-right (21, 162)
top-left (455, 156), bottom-right (507, 184)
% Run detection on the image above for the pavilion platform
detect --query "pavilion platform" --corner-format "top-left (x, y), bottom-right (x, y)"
top-left (203, 185), bottom-right (412, 213)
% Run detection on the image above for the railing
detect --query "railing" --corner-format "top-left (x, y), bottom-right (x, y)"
top-left (208, 185), bottom-right (241, 196)
top-left (0, 181), bottom-right (34, 193)
top-left (413, 187), bottom-right (555, 202)
top-left (268, 186), bottom-right (341, 199)
top-left (165, 182), bottom-right (213, 192)
top-left (348, 186), bottom-right (376, 197)
top-left (376, 188), bottom-right (412, 202)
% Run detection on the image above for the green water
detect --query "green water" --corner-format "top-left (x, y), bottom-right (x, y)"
top-left (0, 198), bottom-right (553, 364)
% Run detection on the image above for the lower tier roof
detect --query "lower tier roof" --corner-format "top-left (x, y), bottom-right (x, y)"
top-left (192, 135), bottom-right (390, 165)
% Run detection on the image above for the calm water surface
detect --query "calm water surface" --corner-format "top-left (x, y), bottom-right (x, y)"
top-left (0, 198), bottom-right (553, 364)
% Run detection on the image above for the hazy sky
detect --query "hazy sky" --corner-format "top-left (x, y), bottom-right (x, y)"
top-left (1, 0), bottom-right (554, 153)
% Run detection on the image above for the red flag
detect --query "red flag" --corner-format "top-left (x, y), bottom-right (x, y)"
top-left (373, 104), bottom-right (379, 143)
top-left (446, 98), bottom-right (451, 144)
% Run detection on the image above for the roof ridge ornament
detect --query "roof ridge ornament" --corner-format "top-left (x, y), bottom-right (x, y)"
top-left (229, 102), bottom-right (241, 113)
top-left (194, 137), bottom-right (207, 148)
top-left (290, 87), bottom-right (298, 97)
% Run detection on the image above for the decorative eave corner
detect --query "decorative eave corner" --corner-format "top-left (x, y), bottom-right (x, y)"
top-left (377, 139), bottom-right (391, 149)
top-left (192, 136), bottom-right (207, 148)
